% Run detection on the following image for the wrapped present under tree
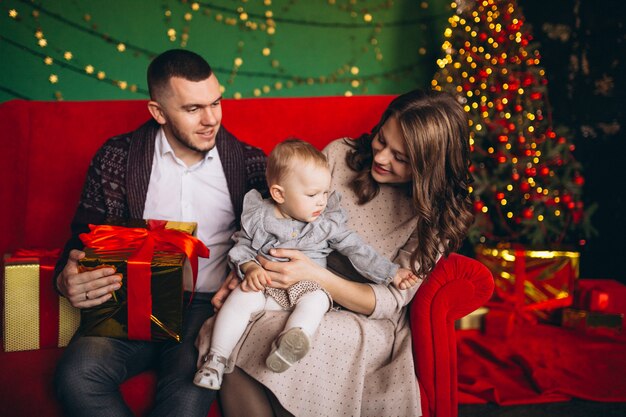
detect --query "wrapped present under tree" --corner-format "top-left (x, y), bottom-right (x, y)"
top-left (476, 245), bottom-right (579, 324)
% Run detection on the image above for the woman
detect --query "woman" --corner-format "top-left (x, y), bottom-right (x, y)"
top-left (198, 89), bottom-right (474, 416)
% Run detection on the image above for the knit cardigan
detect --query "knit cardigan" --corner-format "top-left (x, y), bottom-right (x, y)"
top-left (54, 119), bottom-right (267, 281)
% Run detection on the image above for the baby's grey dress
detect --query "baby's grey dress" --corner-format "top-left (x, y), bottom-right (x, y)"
top-left (228, 189), bottom-right (400, 308)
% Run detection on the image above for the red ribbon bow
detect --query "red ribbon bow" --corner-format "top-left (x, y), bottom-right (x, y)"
top-left (79, 220), bottom-right (209, 340)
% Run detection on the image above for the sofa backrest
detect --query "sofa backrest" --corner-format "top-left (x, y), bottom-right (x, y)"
top-left (0, 95), bottom-right (394, 255)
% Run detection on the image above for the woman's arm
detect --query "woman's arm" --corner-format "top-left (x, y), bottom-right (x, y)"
top-left (257, 248), bottom-right (377, 315)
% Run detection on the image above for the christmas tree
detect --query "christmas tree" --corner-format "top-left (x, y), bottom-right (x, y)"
top-left (432, 0), bottom-right (595, 249)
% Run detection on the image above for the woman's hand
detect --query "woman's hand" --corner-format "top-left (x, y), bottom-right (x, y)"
top-left (259, 248), bottom-right (377, 315)
top-left (256, 248), bottom-right (324, 289)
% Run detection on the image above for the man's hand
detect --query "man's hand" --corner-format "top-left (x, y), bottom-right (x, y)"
top-left (56, 249), bottom-right (122, 308)
top-left (211, 270), bottom-right (239, 311)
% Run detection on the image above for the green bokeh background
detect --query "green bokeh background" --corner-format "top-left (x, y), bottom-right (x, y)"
top-left (0, 0), bottom-right (450, 102)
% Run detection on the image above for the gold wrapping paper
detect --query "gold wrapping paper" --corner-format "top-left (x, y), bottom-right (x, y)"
top-left (476, 245), bottom-right (579, 313)
top-left (3, 261), bottom-right (80, 352)
top-left (77, 220), bottom-right (197, 343)
top-left (455, 307), bottom-right (490, 330)
top-left (562, 308), bottom-right (623, 335)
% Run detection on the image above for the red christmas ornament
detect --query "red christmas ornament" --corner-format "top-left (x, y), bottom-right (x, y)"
top-left (496, 192), bottom-right (505, 200)
top-left (520, 181), bottom-right (530, 192)
top-left (473, 201), bottom-right (485, 212)
top-left (574, 175), bottom-right (585, 186)
top-left (530, 92), bottom-right (542, 100)
top-left (498, 135), bottom-right (508, 143)
top-left (539, 166), bottom-right (550, 176)
top-left (525, 167), bottom-right (537, 177)
top-left (522, 207), bottom-right (534, 219)
top-left (512, 172), bottom-right (520, 181)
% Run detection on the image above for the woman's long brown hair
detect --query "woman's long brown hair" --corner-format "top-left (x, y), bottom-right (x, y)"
top-left (346, 89), bottom-right (474, 278)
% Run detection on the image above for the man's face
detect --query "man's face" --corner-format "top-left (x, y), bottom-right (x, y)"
top-left (149, 74), bottom-right (222, 161)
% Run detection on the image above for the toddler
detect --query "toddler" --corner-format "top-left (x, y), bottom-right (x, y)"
top-left (194, 139), bottom-right (418, 390)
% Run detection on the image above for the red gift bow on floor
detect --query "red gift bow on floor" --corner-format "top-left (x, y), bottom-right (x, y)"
top-left (79, 221), bottom-right (209, 341)
top-left (10, 248), bottom-right (62, 348)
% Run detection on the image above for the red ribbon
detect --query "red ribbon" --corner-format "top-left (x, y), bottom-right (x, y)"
top-left (79, 221), bottom-right (209, 341)
top-left (10, 248), bottom-right (62, 349)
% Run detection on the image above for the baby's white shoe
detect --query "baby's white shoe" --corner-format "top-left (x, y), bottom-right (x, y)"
top-left (266, 327), bottom-right (311, 373)
top-left (193, 353), bottom-right (227, 390)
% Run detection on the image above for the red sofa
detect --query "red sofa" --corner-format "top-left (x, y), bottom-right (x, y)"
top-left (0, 96), bottom-right (494, 417)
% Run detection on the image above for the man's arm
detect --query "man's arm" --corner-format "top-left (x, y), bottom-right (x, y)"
top-left (53, 138), bottom-right (126, 306)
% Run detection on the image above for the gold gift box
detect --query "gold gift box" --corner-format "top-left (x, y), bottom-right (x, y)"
top-left (562, 308), bottom-right (623, 335)
top-left (455, 307), bottom-right (489, 331)
top-left (77, 220), bottom-right (197, 342)
top-left (476, 245), bottom-right (579, 314)
top-left (3, 256), bottom-right (80, 352)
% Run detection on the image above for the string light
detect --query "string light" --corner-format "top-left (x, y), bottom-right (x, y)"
top-left (3, 1), bottom-right (441, 100)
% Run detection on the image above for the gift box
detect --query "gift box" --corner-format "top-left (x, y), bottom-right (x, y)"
top-left (562, 308), bottom-right (623, 337)
top-left (77, 220), bottom-right (209, 342)
top-left (455, 307), bottom-right (489, 331)
top-left (575, 279), bottom-right (626, 314)
top-left (476, 245), bottom-right (579, 321)
top-left (3, 249), bottom-right (80, 352)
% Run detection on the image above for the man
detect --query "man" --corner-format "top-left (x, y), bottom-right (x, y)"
top-left (53, 49), bottom-right (267, 417)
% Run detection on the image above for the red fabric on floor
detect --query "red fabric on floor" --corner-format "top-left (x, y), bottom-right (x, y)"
top-left (457, 324), bottom-right (626, 405)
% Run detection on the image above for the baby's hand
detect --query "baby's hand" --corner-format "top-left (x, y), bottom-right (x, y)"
top-left (393, 268), bottom-right (420, 290)
top-left (242, 262), bottom-right (271, 292)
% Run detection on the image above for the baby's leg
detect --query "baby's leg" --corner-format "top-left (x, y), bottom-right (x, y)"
top-left (210, 286), bottom-right (266, 358)
top-left (285, 289), bottom-right (330, 338)
top-left (266, 290), bottom-right (330, 373)
top-left (194, 286), bottom-right (265, 390)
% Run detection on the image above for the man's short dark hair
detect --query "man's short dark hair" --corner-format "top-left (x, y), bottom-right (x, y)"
top-left (147, 49), bottom-right (213, 100)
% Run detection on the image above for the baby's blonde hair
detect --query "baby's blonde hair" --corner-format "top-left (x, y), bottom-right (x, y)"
top-left (266, 139), bottom-right (329, 186)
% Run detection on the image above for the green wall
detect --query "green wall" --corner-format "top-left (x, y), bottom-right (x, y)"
top-left (1, 0), bottom-right (450, 102)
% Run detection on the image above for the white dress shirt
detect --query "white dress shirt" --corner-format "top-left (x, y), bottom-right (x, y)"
top-left (143, 128), bottom-right (237, 292)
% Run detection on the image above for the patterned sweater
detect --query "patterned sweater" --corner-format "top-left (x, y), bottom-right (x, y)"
top-left (54, 119), bottom-right (267, 282)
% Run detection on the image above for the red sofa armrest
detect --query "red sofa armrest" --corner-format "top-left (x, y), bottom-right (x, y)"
top-left (409, 253), bottom-right (494, 417)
